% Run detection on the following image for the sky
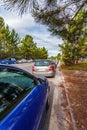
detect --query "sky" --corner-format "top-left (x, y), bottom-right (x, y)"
top-left (0, 3), bottom-right (63, 57)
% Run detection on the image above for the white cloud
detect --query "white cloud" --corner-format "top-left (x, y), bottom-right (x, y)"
top-left (3, 13), bottom-right (35, 30)
top-left (0, 4), bottom-right (63, 56)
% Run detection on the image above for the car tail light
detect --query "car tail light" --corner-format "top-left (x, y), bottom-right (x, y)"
top-left (49, 65), bottom-right (54, 71)
top-left (32, 66), bottom-right (35, 71)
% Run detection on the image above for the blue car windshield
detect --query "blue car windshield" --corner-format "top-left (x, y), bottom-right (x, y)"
top-left (0, 67), bottom-right (36, 121)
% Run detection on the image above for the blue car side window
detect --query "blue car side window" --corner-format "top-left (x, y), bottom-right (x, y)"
top-left (0, 67), bottom-right (36, 121)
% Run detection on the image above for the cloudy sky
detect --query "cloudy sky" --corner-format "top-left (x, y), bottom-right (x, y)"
top-left (0, 3), bottom-right (63, 56)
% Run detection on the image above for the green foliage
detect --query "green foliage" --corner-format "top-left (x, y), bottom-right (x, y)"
top-left (56, 53), bottom-right (61, 60)
top-left (20, 35), bottom-right (48, 59)
top-left (2, 0), bottom-right (87, 64)
top-left (0, 24), bottom-right (20, 58)
top-left (57, 8), bottom-right (87, 65)
top-left (0, 16), bottom-right (48, 59)
top-left (36, 47), bottom-right (48, 59)
top-left (32, 1), bottom-right (87, 43)
top-left (61, 63), bottom-right (87, 71)
top-left (20, 35), bottom-right (36, 59)
top-left (32, 1), bottom-right (87, 65)
top-left (49, 55), bottom-right (59, 60)
top-left (60, 37), bottom-right (87, 65)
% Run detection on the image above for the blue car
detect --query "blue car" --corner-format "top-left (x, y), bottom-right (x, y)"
top-left (0, 64), bottom-right (50, 130)
top-left (0, 58), bottom-right (16, 64)
top-left (0, 59), bottom-right (9, 64)
top-left (8, 58), bottom-right (16, 64)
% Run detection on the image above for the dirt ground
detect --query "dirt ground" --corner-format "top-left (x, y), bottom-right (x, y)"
top-left (61, 68), bottom-right (87, 130)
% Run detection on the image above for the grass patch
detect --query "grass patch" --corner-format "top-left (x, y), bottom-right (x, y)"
top-left (61, 63), bottom-right (87, 71)
top-left (79, 85), bottom-right (86, 89)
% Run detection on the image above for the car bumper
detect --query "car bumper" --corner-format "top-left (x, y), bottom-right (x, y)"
top-left (32, 71), bottom-right (55, 77)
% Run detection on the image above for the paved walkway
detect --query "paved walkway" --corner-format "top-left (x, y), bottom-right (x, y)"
top-left (47, 65), bottom-right (69, 130)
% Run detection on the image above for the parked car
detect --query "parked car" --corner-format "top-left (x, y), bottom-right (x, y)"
top-left (8, 58), bottom-right (16, 64)
top-left (27, 59), bottom-right (33, 63)
top-left (32, 59), bottom-right (56, 77)
top-left (0, 59), bottom-right (9, 64)
top-left (16, 58), bottom-right (27, 63)
top-left (0, 64), bottom-right (50, 130)
top-left (0, 58), bottom-right (16, 64)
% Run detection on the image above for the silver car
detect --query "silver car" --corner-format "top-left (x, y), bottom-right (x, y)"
top-left (32, 59), bottom-right (56, 77)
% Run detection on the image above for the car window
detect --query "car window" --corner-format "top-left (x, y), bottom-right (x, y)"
top-left (0, 67), bottom-right (36, 121)
top-left (35, 60), bottom-right (50, 66)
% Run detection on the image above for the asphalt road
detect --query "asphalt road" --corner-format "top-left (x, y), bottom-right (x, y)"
top-left (13, 62), bottom-right (69, 130)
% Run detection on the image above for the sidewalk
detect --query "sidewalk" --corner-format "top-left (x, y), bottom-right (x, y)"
top-left (48, 66), bottom-right (69, 130)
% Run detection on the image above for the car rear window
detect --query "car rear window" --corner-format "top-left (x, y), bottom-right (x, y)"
top-left (0, 67), bottom-right (36, 121)
top-left (35, 60), bottom-right (50, 66)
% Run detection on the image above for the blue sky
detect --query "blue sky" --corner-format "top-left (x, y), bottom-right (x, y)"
top-left (0, 3), bottom-right (63, 56)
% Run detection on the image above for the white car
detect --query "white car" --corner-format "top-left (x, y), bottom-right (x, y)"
top-left (32, 59), bottom-right (56, 77)
top-left (17, 59), bottom-right (27, 63)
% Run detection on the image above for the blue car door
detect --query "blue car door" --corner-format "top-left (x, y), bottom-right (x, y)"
top-left (0, 85), bottom-right (47, 130)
